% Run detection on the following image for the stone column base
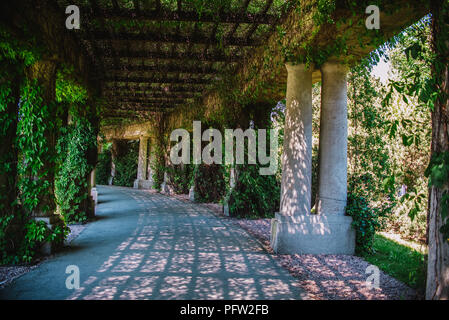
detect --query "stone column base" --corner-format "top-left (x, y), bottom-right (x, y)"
top-left (91, 187), bottom-right (98, 204)
top-left (33, 215), bottom-right (64, 255)
top-left (189, 186), bottom-right (195, 202)
top-left (160, 181), bottom-right (172, 194)
top-left (133, 179), bottom-right (153, 189)
top-left (270, 213), bottom-right (355, 255)
top-left (223, 203), bottom-right (230, 216)
top-left (222, 194), bottom-right (231, 216)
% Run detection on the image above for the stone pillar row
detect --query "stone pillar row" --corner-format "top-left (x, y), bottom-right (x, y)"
top-left (23, 58), bottom-right (100, 254)
top-left (270, 61), bottom-right (355, 255)
top-left (26, 59), bottom-right (62, 255)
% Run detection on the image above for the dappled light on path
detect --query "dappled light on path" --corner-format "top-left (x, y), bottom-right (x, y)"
top-left (67, 187), bottom-right (303, 300)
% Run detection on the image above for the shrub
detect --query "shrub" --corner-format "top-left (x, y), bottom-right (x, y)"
top-left (113, 141), bottom-right (138, 187)
top-left (0, 214), bottom-right (68, 264)
top-left (167, 164), bottom-right (194, 194)
top-left (193, 164), bottom-right (226, 203)
top-left (228, 164), bottom-right (280, 218)
top-left (346, 192), bottom-right (383, 254)
top-left (96, 149), bottom-right (111, 185)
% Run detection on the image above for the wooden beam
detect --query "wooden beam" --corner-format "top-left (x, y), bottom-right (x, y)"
top-left (90, 31), bottom-right (258, 46)
top-left (114, 98), bottom-right (187, 104)
top-left (104, 76), bottom-right (211, 84)
top-left (104, 92), bottom-right (197, 99)
top-left (114, 50), bottom-right (238, 62)
top-left (107, 64), bottom-right (218, 74)
top-left (90, 8), bottom-right (277, 24)
top-left (102, 84), bottom-right (206, 92)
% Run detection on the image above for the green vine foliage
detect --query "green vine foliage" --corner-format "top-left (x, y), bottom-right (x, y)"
top-left (0, 28), bottom-right (56, 263)
top-left (382, 14), bottom-right (449, 241)
top-left (0, 75), bottom-right (68, 263)
top-left (166, 164), bottom-right (194, 194)
top-left (228, 164), bottom-right (280, 218)
top-left (55, 116), bottom-right (96, 223)
top-left (425, 151), bottom-right (449, 239)
top-left (150, 143), bottom-right (167, 191)
top-left (18, 220), bottom-right (67, 263)
top-left (0, 27), bottom-right (78, 263)
top-left (193, 164), bottom-right (226, 203)
top-left (96, 147), bottom-right (112, 185)
top-left (17, 80), bottom-right (57, 213)
top-left (346, 192), bottom-right (383, 255)
top-left (113, 141), bottom-right (138, 187)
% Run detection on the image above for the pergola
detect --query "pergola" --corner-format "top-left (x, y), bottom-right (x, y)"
top-left (0, 0), bottom-right (428, 256)
top-left (53, 0), bottom-right (290, 120)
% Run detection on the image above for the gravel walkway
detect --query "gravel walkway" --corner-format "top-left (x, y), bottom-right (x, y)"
top-left (232, 218), bottom-right (419, 300)
top-left (164, 192), bottom-right (419, 300)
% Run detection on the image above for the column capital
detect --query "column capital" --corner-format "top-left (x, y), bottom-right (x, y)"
top-left (320, 61), bottom-right (349, 74)
top-left (285, 62), bottom-right (314, 73)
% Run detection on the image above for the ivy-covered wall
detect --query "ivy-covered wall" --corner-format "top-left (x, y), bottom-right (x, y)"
top-left (0, 23), bottom-right (100, 263)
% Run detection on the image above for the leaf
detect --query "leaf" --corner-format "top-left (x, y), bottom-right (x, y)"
top-left (401, 134), bottom-right (414, 147)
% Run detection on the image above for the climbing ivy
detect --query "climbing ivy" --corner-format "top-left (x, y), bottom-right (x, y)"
top-left (113, 141), bottom-right (139, 187)
top-left (55, 116), bottom-right (96, 223)
top-left (228, 164), bottom-right (280, 218)
top-left (17, 80), bottom-right (57, 213)
top-left (193, 164), bottom-right (227, 203)
top-left (96, 146), bottom-right (112, 185)
top-left (166, 164), bottom-right (194, 194)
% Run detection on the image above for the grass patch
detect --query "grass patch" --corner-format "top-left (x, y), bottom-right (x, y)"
top-left (362, 234), bottom-right (427, 295)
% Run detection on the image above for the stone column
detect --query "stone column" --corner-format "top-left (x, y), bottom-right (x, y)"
top-left (90, 168), bottom-right (98, 203)
top-left (160, 171), bottom-right (169, 194)
top-left (314, 61), bottom-right (355, 254)
top-left (26, 59), bottom-right (63, 254)
top-left (147, 137), bottom-right (156, 189)
top-left (134, 136), bottom-right (152, 189)
top-left (270, 64), bottom-right (313, 254)
top-left (316, 62), bottom-right (349, 215)
top-left (278, 63), bottom-right (313, 216)
top-left (271, 62), bottom-right (355, 255)
top-left (223, 167), bottom-right (236, 216)
top-left (110, 139), bottom-right (118, 185)
top-left (0, 63), bottom-right (20, 218)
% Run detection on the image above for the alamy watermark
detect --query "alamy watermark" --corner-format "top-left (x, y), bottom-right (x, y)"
top-left (65, 265), bottom-right (80, 290)
top-left (366, 5), bottom-right (380, 30)
top-left (170, 121), bottom-right (278, 175)
top-left (66, 5), bottom-right (80, 30)
top-left (365, 265), bottom-right (380, 289)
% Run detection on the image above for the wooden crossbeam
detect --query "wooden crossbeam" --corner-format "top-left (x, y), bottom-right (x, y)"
top-left (102, 89), bottom-right (202, 96)
top-left (90, 8), bottom-right (277, 24)
top-left (104, 76), bottom-right (210, 84)
top-left (114, 98), bottom-right (187, 104)
top-left (107, 64), bottom-right (218, 74)
top-left (114, 50), bottom-right (238, 62)
top-left (91, 31), bottom-right (258, 46)
top-left (246, 0), bottom-right (274, 41)
top-left (102, 84), bottom-right (205, 92)
top-left (108, 104), bottom-right (180, 111)
top-left (104, 92), bottom-right (197, 99)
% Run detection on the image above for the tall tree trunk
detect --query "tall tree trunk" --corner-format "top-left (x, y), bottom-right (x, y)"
top-left (426, 0), bottom-right (449, 300)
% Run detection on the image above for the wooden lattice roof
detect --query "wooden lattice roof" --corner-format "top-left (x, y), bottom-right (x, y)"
top-left (52, 0), bottom-right (292, 121)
